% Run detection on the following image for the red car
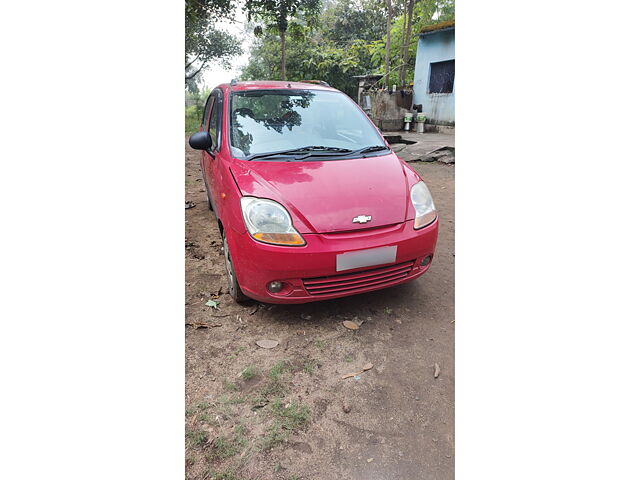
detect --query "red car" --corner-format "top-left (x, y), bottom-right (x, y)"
top-left (189, 81), bottom-right (438, 304)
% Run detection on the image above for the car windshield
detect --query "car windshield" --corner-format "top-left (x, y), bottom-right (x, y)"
top-left (229, 89), bottom-right (384, 159)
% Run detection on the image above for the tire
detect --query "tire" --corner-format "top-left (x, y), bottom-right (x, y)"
top-left (222, 230), bottom-right (249, 303)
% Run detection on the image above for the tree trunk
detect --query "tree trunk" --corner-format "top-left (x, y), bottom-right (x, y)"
top-left (384, 0), bottom-right (392, 89)
top-left (400, 0), bottom-right (415, 87)
top-left (399, 0), bottom-right (407, 87)
top-left (279, 29), bottom-right (287, 81)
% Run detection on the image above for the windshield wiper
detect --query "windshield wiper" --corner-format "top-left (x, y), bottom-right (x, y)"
top-left (358, 145), bottom-right (390, 154)
top-left (245, 145), bottom-right (353, 161)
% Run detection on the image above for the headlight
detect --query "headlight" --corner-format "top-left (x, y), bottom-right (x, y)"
top-left (410, 181), bottom-right (437, 229)
top-left (240, 197), bottom-right (306, 246)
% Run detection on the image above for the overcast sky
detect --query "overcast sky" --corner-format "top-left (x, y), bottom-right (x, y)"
top-left (201, 7), bottom-right (252, 89)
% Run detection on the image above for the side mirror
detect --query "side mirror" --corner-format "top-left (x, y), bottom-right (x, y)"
top-left (188, 131), bottom-right (213, 151)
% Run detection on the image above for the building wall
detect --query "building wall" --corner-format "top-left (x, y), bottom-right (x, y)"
top-left (413, 29), bottom-right (455, 125)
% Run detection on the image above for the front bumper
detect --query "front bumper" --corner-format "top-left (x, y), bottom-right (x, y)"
top-left (227, 219), bottom-right (439, 304)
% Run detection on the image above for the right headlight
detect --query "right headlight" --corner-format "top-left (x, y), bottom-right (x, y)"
top-left (410, 181), bottom-right (437, 229)
top-left (240, 196), bottom-right (306, 246)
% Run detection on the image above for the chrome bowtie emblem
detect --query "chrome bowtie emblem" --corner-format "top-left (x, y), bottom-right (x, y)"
top-left (352, 215), bottom-right (372, 224)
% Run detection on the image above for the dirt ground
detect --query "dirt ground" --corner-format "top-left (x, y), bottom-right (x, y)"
top-left (185, 141), bottom-right (454, 480)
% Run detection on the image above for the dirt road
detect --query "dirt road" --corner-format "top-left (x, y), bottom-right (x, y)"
top-left (185, 142), bottom-right (454, 480)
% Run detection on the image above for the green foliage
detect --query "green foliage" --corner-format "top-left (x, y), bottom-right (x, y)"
top-left (185, 105), bottom-right (200, 135)
top-left (240, 0), bottom-right (454, 95)
top-left (185, 0), bottom-right (242, 89)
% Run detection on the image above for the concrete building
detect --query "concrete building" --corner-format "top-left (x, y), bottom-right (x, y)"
top-left (413, 21), bottom-right (455, 125)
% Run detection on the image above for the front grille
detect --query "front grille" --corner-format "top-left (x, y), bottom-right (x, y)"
top-left (302, 260), bottom-right (415, 296)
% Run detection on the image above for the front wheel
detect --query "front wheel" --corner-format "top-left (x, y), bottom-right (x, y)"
top-left (222, 231), bottom-right (249, 303)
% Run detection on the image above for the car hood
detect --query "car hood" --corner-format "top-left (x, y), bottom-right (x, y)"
top-left (229, 153), bottom-right (412, 234)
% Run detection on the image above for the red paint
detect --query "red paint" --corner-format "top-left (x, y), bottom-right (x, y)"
top-left (198, 81), bottom-right (439, 304)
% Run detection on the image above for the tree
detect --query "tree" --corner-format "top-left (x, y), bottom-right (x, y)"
top-left (185, 0), bottom-right (242, 89)
top-left (384, 0), bottom-right (392, 89)
top-left (244, 0), bottom-right (322, 80)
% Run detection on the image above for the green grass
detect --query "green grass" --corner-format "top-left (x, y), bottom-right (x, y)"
top-left (223, 380), bottom-right (239, 391)
top-left (240, 365), bottom-right (258, 381)
top-left (269, 360), bottom-right (291, 381)
top-left (260, 400), bottom-right (311, 450)
top-left (186, 429), bottom-right (207, 446)
top-left (209, 468), bottom-right (244, 480)
top-left (314, 339), bottom-right (327, 350)
top-left (212, 436), bottom-right (238, 459)
top-left (303, 360), bottom-right (318, 374)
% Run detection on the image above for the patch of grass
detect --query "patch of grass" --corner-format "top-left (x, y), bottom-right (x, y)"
top-left (223, 380), bottom-right (239, 391)
top-left (198, 412), bottom-right (213, 423)
top-left (186, 428), bottom-right (208, 446)
top-left (303, 359), bottom-right (318, 374)
top-left (259, 400), bottom-right (311, 451)
top-left (240, 365), bottom-right (258, 381)
top-left (212, 436), bottom-right (238, 459)
top-left (269, 360), bottom-right (291, 381)
top-left (233, 424), bottom-right (248, 447)
top-left (344, 355), bottom-right (354, 363)
top-left (196, 400), bottom-right (214, 410)
top-left (384, 306), bottom-right (393, 315)
top-left (314, 339), bottom-right (327, 350)
top-left (209, 468), bottom-right (244, 480)
top-left (272, 399), bottom-right (310, 430)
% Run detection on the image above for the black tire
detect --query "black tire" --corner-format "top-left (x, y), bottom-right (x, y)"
top-left (222, 230), bottom-right (249, 303)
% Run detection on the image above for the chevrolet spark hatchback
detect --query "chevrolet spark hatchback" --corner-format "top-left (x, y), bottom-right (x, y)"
top-left (189, 81), bottom-right (438, 304)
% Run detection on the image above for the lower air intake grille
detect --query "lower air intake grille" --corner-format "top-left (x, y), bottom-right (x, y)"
top-left (302, 260), bottom-right (415, 296)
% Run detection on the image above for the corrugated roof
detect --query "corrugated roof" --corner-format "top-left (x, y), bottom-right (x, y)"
top-left (419, 20), bottom-right (455, 35)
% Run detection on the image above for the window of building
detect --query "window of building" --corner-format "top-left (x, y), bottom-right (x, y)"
top-left (429, 60), bottom-right (455, 94)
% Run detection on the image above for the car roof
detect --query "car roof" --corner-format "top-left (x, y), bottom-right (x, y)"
top-left (221, 80), bottom-right (338, 93)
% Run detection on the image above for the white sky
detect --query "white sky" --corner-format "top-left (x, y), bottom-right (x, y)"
top-left (201, 7), bottom-right (252, 90)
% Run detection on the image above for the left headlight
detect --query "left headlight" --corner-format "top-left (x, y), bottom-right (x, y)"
top-left (410, 181), bottom-right (437, 229)
top-left (240, 197), bottom-right (306, 246)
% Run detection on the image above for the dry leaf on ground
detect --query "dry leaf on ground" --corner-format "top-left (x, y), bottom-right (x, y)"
top-left (434, 363), bottom-right (441, 378)
top-left (342, 320), bottom-right (359, 330)
top-left (256, 339), bottom-right (279, 349)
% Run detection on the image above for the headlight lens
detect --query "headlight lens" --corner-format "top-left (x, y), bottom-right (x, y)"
top-left (240, 197), bottom-right (306, 246)
top-left (410, 181), bottom-right (437, 229)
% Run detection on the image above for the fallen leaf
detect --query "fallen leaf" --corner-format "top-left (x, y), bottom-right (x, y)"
top-left (205, 300), bottom-right (219, 309)
top-left (367, 458), bottom-right (373, 463)
top-left (342, 320), bottom-right (359, 330)
top-left (256, 339), bottom-right (279, 349)
top-left (434, 363), bottom-right (440, 378)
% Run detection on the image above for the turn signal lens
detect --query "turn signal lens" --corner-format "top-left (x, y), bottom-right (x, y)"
top-left (252, 232), bottom-right (306, 246)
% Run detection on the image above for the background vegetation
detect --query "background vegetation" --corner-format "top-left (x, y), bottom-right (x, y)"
top-left (185, 0), bottom-right (454, 128)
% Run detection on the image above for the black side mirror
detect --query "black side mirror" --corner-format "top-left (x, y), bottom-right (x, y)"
top-left (188, 131), bottom-right (213, 151)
